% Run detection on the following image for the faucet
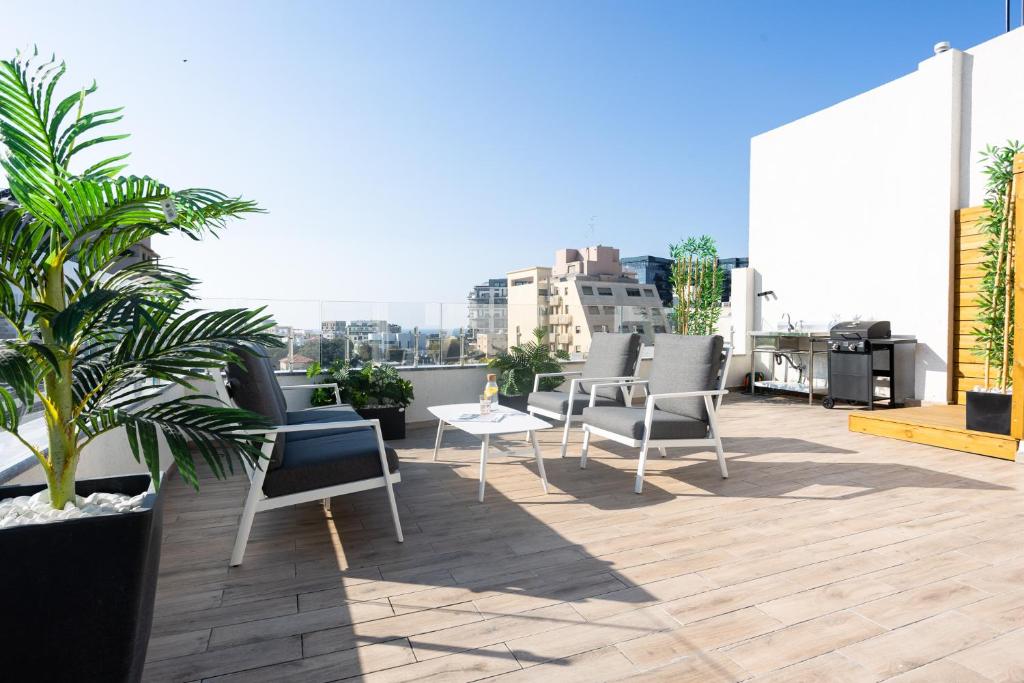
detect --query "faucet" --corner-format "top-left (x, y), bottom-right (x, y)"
top-left (782, 313), bottom-right (794, 332)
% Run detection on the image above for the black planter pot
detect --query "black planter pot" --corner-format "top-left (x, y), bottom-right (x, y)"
top-left (357, 405), bottom-right (407, 440)
top-left (0, 473), bottom-right (165, 682)
top-left (966, 390), bottom-right (1012, 435)
top-left (498, 393), bottom-right (529, 413)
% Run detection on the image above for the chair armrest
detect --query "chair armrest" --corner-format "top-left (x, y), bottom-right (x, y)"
top-left (239, 419), bottom-right (381, 436)
top-left (586, 379), bottom-right (649, 391)
top-left (647, 389), bottom-right (728, 400)
top-left (533, 370), bottom-right (582, 392)
top-left (585, 379), bottom-right (648, 407)
top-left (280, 383), bottom-right (341, 405)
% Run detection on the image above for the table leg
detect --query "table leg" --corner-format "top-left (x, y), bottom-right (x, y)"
top-left (432, 419), bottom-right (445, 461)
top-left (478, 434), bottom-right (490, 502)
top-left (529, 430), bottom-right (549, 494)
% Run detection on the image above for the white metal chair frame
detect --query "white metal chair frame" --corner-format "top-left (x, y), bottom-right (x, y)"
top-left (579, 346), bottom-right (733, 494)
top-left (527, 370), bottom-right (641, 459)
top-left (211, 373), bottom-right (403, 566)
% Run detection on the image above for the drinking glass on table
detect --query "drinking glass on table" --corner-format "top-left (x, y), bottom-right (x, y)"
top-left (479, 394), bottom-right (491, 415)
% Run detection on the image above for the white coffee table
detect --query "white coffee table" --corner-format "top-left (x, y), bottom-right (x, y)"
top-left (428, 403), bottom-right (552, 502)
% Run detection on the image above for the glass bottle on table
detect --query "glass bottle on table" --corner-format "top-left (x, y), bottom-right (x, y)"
top-left (484, 373), bottom-right (500, 408)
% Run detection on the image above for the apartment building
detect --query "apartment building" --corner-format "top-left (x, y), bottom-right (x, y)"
top-left (321, 320), bottom-right (347, 340)
top-left (508, 246), bottom-right (669, 356)
top-left (620, 255), bottom-right (674, 307)
top-left (466, 278), bottom-right (508, 353)
top-left (347, 320), bottom-right (401, 341)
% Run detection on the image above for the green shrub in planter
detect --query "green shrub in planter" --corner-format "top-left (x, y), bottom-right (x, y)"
top-left (307, 361), bottom-right (414, 439)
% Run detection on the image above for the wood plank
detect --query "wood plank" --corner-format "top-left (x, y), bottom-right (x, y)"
top-left (1012, 152), bottom-right (1024, 438)
top-left (849, 409), bottom-right (1017, 460)
top-left (956, 262), bottom-right (986, 279)
top-left (957, 248), bottom-right (987, 265)
top-left (141, 398), bottom-right (1024, 682)
top-left (956, 232), bottom-right (989, 250)
top-left (956, 306), bottom-right (981, 322)
top-left (955, 362), bottom-right (987, 379)
top-left (957, 277), bottom-right (985, 294)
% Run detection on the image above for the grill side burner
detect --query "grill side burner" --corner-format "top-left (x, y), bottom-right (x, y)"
top-left (823, 320), bottom-right (907, 410)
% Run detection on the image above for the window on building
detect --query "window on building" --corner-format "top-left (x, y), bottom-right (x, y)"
top-left (564, 287), bottom-right (569, 295)
top-left (512, 277), bottom-right (533, 286)
top-left (644, 289), bottom-right (656, 297)
top-left (654, 325), bottom-right (666, 333)
top-left (575, 345), bottom-right (581, 352)
top-left (597, 287), bottom-right (613, 296)
top-left (582, 286), bottom-right (594, 295)
top-left (537, 288), bottom-right (548, 296)
top-left (575, 325), bottom-right (581, 334)
top-left (603, 306), bottom-right (615, 315)
top-left (588, 305), bottom-right (600, 314)
top-left (626, 288), bottom-right (641, 297)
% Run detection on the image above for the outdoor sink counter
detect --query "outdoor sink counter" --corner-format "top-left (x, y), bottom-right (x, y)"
top-left (749, 330), bottom-right (832, 404)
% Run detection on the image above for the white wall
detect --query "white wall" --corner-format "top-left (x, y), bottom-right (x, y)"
top-left (961, 29), bottom-right (1024, 206)
top-left (749, 28), bottom-right (1024, 403)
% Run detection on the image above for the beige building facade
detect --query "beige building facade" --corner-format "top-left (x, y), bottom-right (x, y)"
top-left (508, 246), bottom-right (670, 357)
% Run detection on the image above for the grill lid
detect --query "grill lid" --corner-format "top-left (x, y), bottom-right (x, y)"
top-left (830, 320), bottom-right (891, 340)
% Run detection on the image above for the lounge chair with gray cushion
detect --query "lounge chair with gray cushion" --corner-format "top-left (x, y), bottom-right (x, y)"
top-left (579, 334), bottom-right (732, 493)
top-left (214, 348), bottom-right (402, 566)
top-left (528, 332), bottom-right (642, 458)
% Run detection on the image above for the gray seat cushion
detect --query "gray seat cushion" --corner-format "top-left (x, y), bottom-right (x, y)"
top-left (580, 333), bottom-right (642, 400)
top-left (647, 334), bottom-right (724, 421)
top-left (226, 346), bottom-right (289, 469)
top-left (263, 429), bottom-right (400, 498)
top-left (582, 406), bottom-right (708, 441)
top-left (286, 405), bottom-right (365, 443)
top-left (528, 389), bottom-right (621, 416)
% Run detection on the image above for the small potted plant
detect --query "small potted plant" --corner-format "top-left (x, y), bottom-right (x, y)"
top-left (0, 50), bottom-right (276, 680)
top-left (967, 143), bottom-right (1021, 435)
top-left (488, 327), bottom-right (569, 411)
top-left (308, 361), bottom-right (413, 439)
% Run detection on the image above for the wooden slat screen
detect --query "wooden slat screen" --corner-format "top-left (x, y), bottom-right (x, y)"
top-left (952, 206), bottom-right (988, 405)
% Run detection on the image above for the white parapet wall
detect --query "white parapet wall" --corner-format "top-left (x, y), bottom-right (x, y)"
top-left (748, 28), bottom-right (1024, 403)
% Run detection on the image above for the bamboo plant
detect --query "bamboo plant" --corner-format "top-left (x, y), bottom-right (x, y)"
top-left (972, 142), bottom-right (1022, 392)
top-left (670, 235), bottom-right (724, 336)
top-left (0, 49), bottom-right (281, 509)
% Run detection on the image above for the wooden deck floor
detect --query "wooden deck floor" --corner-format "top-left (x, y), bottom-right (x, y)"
top-left (145, 395), bottom-right (1024, 682)
top-left (849, 404), bottom-right (1018, 460)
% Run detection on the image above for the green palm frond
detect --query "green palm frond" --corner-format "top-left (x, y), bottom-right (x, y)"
top-left (0, 49), bottom-right (275, 508)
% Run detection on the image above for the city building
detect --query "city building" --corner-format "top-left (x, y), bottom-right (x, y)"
top-left (620, 255), bottom-right (673, 306)
top-left (466, 277), bottom-right (508, 354)
top-left (347, 320), bottom-right (401, 341)
top-left (278, 353), bottom-right (314, 372)
top-left (508, 246), bottom-right (669, 356)
top-left (321, 320), bottom-right (347, 340)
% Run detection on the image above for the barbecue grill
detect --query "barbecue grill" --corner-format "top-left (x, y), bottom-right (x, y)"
top-left (823, 320), bottom-right (908, 409)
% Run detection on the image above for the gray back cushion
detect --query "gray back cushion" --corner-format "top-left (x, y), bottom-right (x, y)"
top-left (648, 334), bottom-right (724, 421)
top-left (580, 333), bottom-right (642, 401)
top-left (225, 346), bottom-right (288, 469)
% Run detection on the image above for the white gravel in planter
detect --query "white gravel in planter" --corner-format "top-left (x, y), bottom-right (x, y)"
top-left (0, 489), bottom-right (147, 529)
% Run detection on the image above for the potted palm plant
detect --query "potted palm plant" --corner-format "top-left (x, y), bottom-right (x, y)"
top-left (488, 327), bottom-right (569, 411)
top-left (967, 142), bottom-right (1022, 435)
top-left (0, 50), bottom-right (279, 681)
top-left (307, 361), bottom-right (414, 439)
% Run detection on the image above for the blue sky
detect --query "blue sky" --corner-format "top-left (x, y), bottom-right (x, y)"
top-left (1, 1), bottom-right (1013, 324)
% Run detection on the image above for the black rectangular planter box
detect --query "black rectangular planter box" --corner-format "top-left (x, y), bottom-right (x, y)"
top-left (357, 406), bottom-right (407, 440)
top-left (0, 473), bottom-right (164, 682)
top-left (966, 390), bottom-right (1012, 435)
